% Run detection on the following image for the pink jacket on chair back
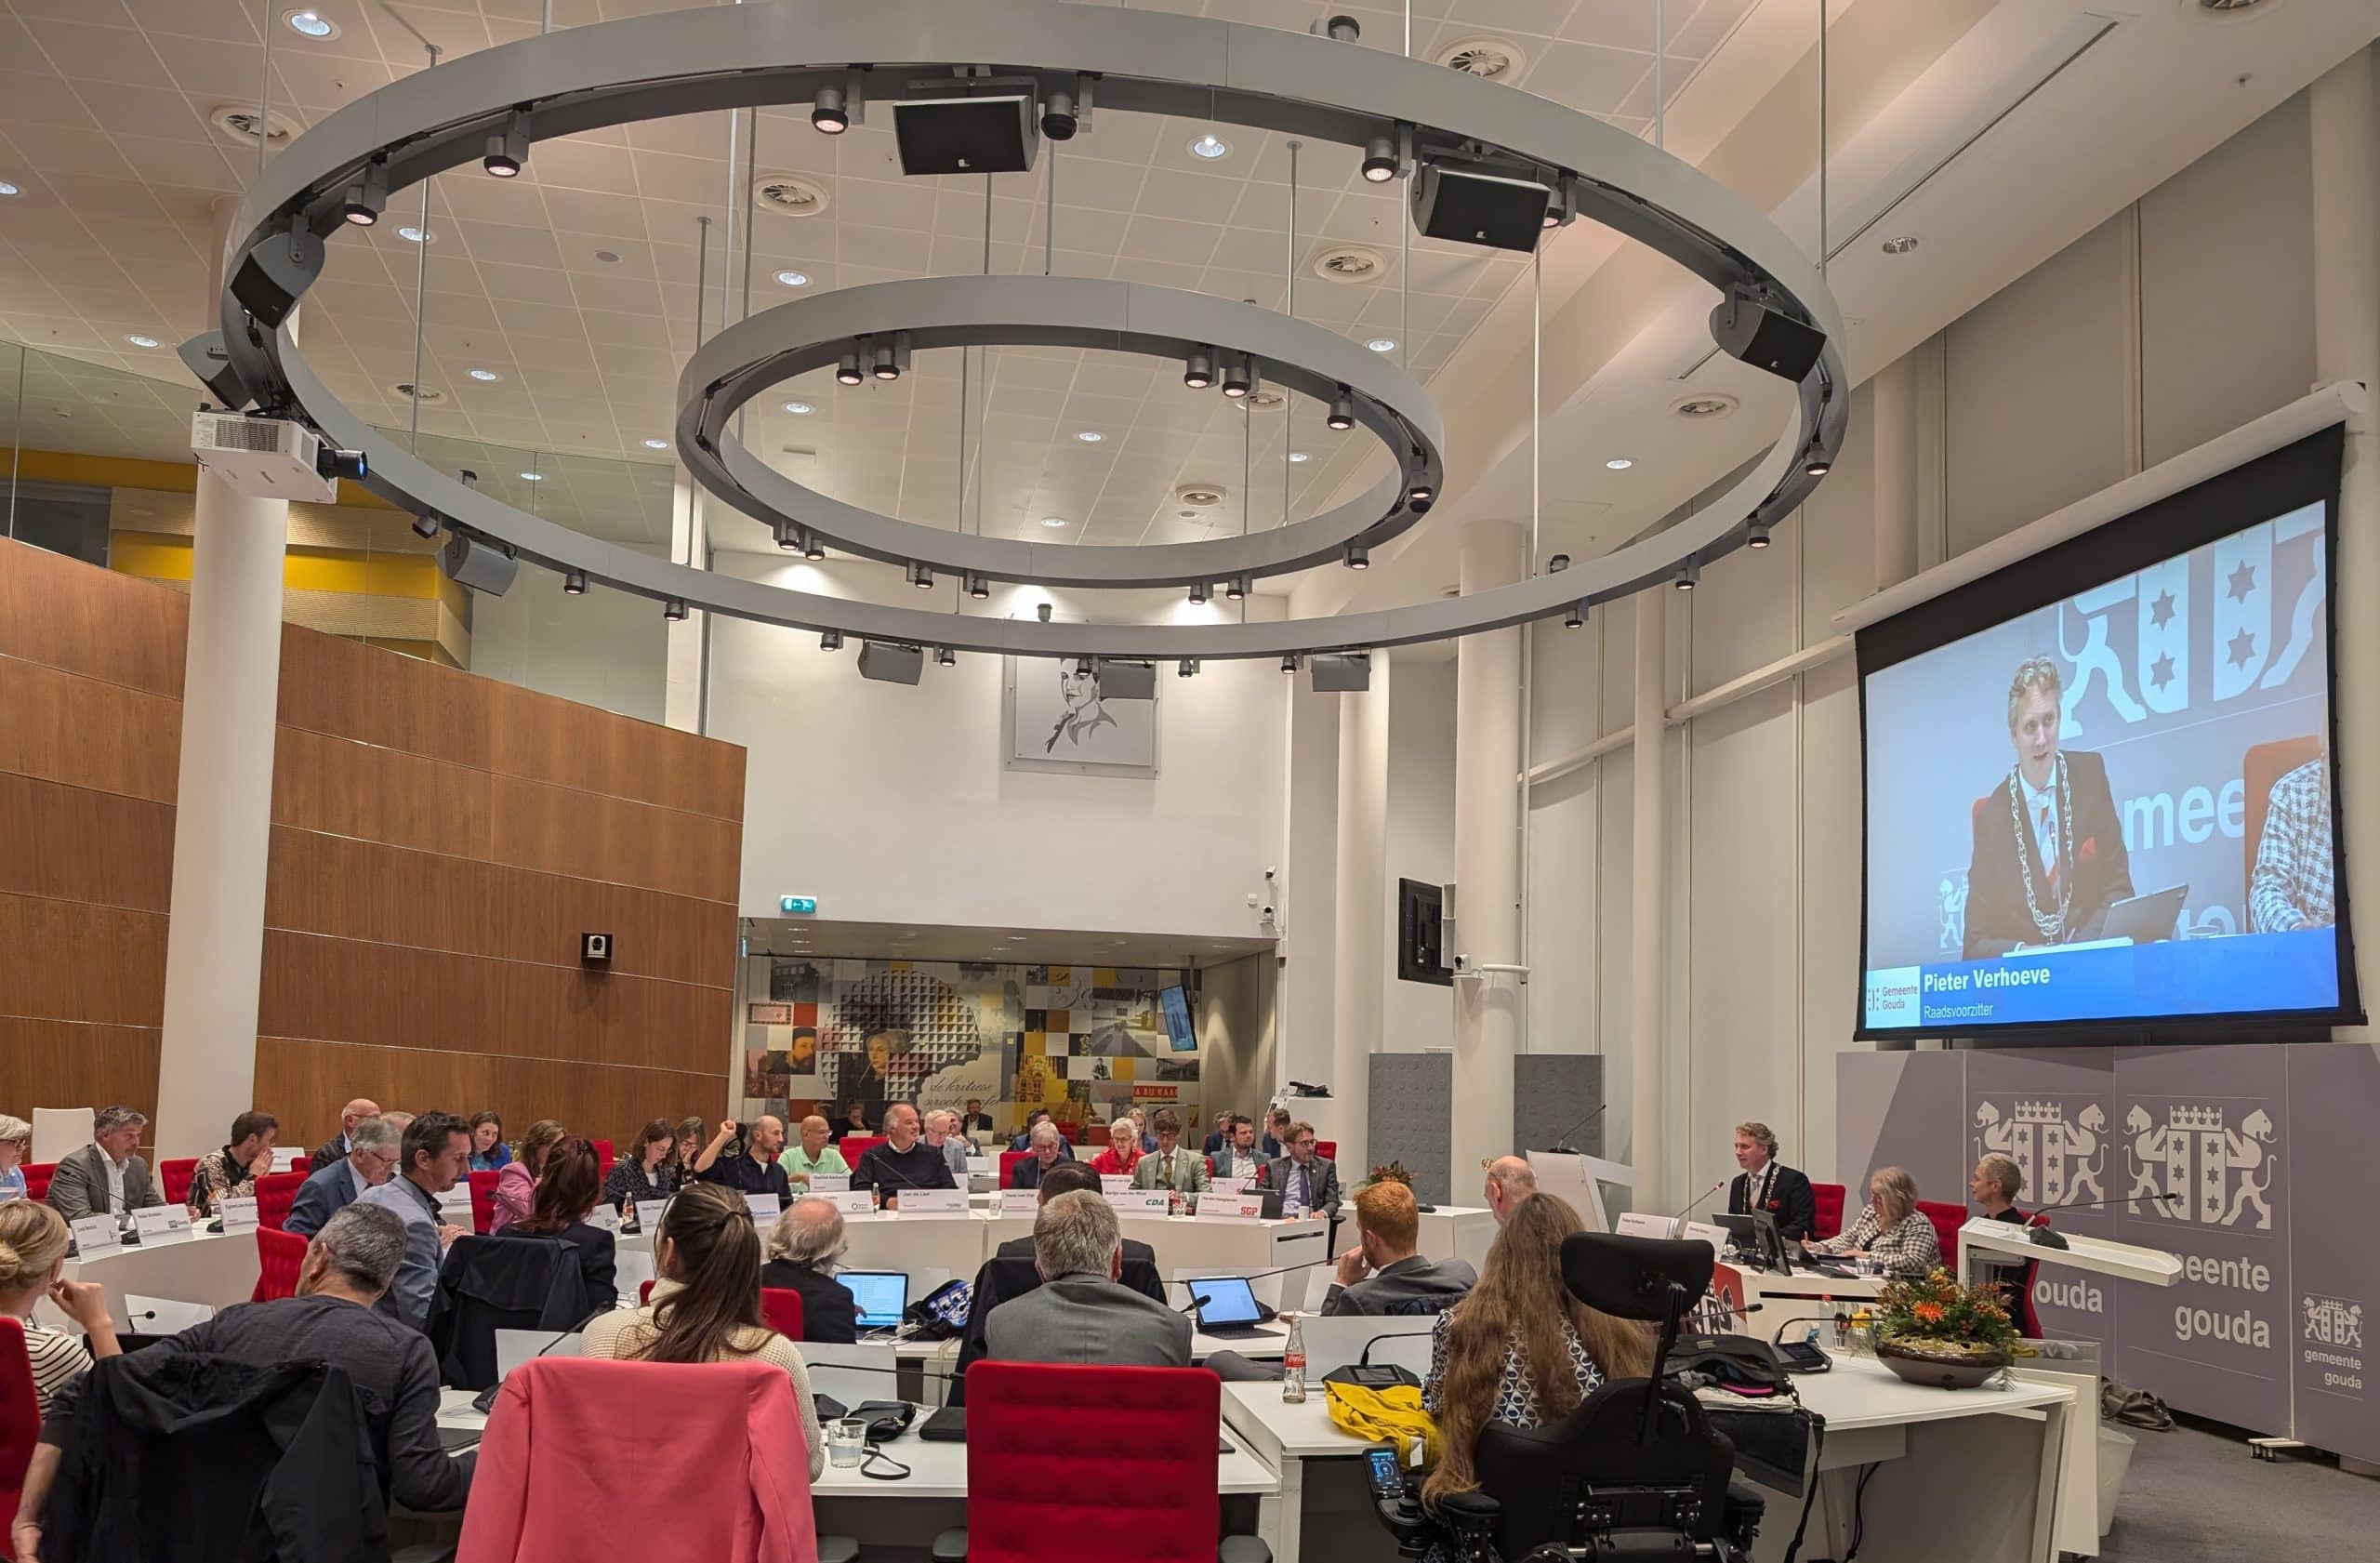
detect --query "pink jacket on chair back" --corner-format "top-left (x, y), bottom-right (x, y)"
top-left (456, 1356), bottom-right (818, 1563)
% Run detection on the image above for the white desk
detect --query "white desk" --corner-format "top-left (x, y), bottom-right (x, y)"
top-left (44, 1227), bottom-right (260, 1333)
top-left (979, 1211), bottom-right (1332, 1287)
top-left (1347, 1204), bottom-right (1493, 1272)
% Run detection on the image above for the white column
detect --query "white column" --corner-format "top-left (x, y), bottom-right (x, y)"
top-left (1450, 521), bottom-right (1524, 1183)
top-left (1279, 683), bottom-right (1340, 1096)
top-left (1871, 351), bottom-right (1921, 592)
top-left (1330, 655), bottom-right (1391, 1181)
top-left (1629, 585), bottom-right (1669, 1211)
top-left (154, 467), bottom-right (288, 1157)
top-left (2312, 46), bottom-right (2379, 1040)
top-left (663, 466), bottom-right (707, 733)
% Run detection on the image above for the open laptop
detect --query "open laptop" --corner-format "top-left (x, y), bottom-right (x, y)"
top-left (1188, 1275), bottom-right (1276, 1339)
top-left (2099, 883), bottom-right (2188, 945)
top-left (836, 1270), bottom-right (910, 1333)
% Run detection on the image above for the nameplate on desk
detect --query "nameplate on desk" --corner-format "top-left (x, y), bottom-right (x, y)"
top-left (1101, 1173), bottom-right (1131, 1195)
top-left (1196, 1193), bottom-right (1264, 1220)
top-left (133, 1205), bottom-right (193, 1246)
top-left (435, 1185), bottom-right (474, 1225)
top-left (1614, 1212), bottom-right (1678, 1239)
top-left (217, 1196), bottom-right (259, 1235)
top-left (71, 1214), bottom-right (121, 1256)
top-left (1682, 1220), bottom-right (1731, 1252)
top-left (745, 1192), bottom-right (782, 1224)
top-left (998, 1189), bottom-right (1040, 1215)
top-left (1105, 1191), bottom-right (1171, 1214)
top-left (634, 1199), bottom-right (669, 1232)
top-left (808, 1173), bottom-right (852, 1194)
top-left (270, 1147), bottom-right (303, 1173)
top-left (826, 1190), bottom-right (877, 1215)
top-left (896, 1187), bottom-right (968, 1214)
top-left (586, 1204), bottom-right (621, 1232)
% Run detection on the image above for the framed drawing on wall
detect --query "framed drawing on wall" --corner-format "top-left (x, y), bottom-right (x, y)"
top-left (1004, 655), bottom-right (1160, 777)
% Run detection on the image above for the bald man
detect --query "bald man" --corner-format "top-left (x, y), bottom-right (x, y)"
top-left (694, 1114), bottom-right (792, 1205)
top-left (1485, 1156), bottom-right (1538, 1225)
top-left (310, 1098), bottom-right (382, 1172)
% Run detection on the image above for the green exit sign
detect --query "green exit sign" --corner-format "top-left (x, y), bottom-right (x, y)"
top-left (779, 895), bottom-right (817, 915)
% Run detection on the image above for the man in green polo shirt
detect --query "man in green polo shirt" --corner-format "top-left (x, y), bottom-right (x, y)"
top-left (778, 1113), bottom-right (850, 1190)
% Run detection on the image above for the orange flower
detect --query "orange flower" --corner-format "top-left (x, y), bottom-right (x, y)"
top-left (1913, 1301), bottom-right (1945, 1324)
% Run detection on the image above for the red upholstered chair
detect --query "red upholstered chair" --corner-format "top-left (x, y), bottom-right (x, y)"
top-left (159, 1158), bottom-right (199, 1207)
top-left (1810, 1183), bottom-right (1846, 1241)
top-left (593, 1139), bottom-right (615, 1178)
top-left (468, 1169), bottom-right (502, 1234)
top-left (760, 1287), bottom-right (805, 1342)
top-left (0, 1318), bottom-right (39, 1562)
top-left (998, 1150), bottom-right (1033, 1188)
top-left (252, 1225), bottom-right (308, 1302)
top-left (1914, 1200), bottom-right (1966, 1271)
top-left (20, 1164), bottom-right (54, 1204)
top-left (933, 1361), bottom-right (1262, 1563)
top-left (840, 1136), bottom-right (885, 1170)
top-left (639, 1279), bottom-right (654, 1305)
top-left (1316, 1140), bottom-right (1336, 1165)
top-left (289, 1157), bottom-right (311, 1176)
top-left (254, 1170), bottom-right (308, 1231)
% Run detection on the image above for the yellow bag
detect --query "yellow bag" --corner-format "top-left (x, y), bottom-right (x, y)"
top-left (1325, 1379), bottom-right (1441, 1466)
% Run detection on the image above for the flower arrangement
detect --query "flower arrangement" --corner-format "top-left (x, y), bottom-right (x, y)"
top-left (1362, 1161), bottom-right (1416, 1190)
top-left (1871, 1268), bottom-right (2021, 1364)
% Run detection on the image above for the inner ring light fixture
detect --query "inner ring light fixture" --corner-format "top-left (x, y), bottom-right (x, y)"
top-left (677, 275), bottom-right (1443, 589)
top-left (202, 0), bottom-right (1845, 663)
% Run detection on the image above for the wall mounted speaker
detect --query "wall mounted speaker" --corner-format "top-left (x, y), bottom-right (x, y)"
top-left (857, 640), bottom-right (925, 684)
top-left (581, 933), bottom-right (612, 964)
top-left (1100, 660), bottom-right (1157, 700)
top-left (1409, 165), bottom-right (1550, 253)
top-left (439, 532), bottom-right (519, 595)
top-left (1708, 285), bottom-right (1827, 383)
top-left (892, 96), bottom-right (1038, 176)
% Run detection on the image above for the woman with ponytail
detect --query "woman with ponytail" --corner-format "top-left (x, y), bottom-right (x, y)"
top-left (581, 1183), bottom-right (824, 1477)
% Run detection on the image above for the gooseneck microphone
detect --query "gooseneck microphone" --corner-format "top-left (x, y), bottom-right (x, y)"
top-left (2018, 1188), bottom-right (2182, 1249)
top-left (1540, 1103), bottom-right (1609, 1155)
top-left (1672, 1178), bottom-right (1729, 1225)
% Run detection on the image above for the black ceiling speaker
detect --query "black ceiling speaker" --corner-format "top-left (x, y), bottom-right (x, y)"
top-left (1409, 165), bottom-right (1551, 253)
top-left (439, 531), bottom-right (519, 596)
top-left (857, 640), bottom-right (925, 685)
top-left (1708, 284), bottom-right (1828, 384)
top-left (892, 95), bottom-right (1038, 177)
top-left (1099, 660), bottom-right (1157, 700)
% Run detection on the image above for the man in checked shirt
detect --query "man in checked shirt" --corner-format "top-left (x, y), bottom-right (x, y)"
top-left (2250, 740), bottom-right (2336, 934)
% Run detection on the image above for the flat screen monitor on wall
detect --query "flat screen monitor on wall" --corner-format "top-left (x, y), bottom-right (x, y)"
top-left (1856, 427), bottom-right (2358, 1040)
top-left (1159, 984), bottom-right (1197, 1052)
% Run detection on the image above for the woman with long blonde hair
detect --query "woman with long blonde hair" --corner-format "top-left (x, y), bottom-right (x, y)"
top-left (1421, 1192), bottom-right (1655, 1514)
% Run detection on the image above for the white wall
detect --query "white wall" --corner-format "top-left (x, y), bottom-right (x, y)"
top-left (469, 556), bottom-right (668, 724)
top-left (1382, 653), bottom-right (1456, 1055)
top-left (706, 552), bottom-right (1288, 940)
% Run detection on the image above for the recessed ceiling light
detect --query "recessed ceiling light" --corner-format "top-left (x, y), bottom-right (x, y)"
top-left (1075, 430), bottom-right (1103, 443)
top-left (1366, 338), bottom-right (1395, 352)
top-left (1289, 451), bottom-right (1309, 463)
top-left (1605, 457), bottom-right (1633, 470)
top-left (520, 471), bottom-right (543, 482)
top-left (468, 367), bottom-right (499, 382)
top-left (125, 334), bottom-right (159, 350)
top-left (774, 270), bottom-right (810, 287)
top-left (396, 225), bottom-right (431, 244)
top-left (783, 401), bottom-right (813, 415)
top-left (1880, 234), bottom-right (1920, 256)
top-left (1040, 516), bottom-right (1068, 528)
top-left (0, 181), bottom-right (19, 198)
top-left (284, 8), bottom-right (337, 39)
top-left (1189, 133), bottom-right (1230, 161)
top-left (642, 438), bottom-right (669, 450)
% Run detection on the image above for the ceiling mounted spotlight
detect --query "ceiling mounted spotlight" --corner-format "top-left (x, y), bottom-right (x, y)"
top-left (870, 332), bottom-right (910, 381)
top-left (1313, 14), bottom-right (1362, 42)
top-left (1041, 88), bottom-right (1078, 141)
top-left (339, 161), bottom-right (387, 225)
top-left (1178, 658), bottom-right (1198, 677)
top-left (663, 598), bottom-right (689, 620)
top-left (1327, 391), bottom-right (1354, 430)
top-left (774, 522), bottom-right (802, 552)
top-left (908, 561), bottom-right (934, 590)
top-left (1188, 580), bottom-right (1209, 604)
top-left (410, 512), bottom-right (441, 540)
top-left (562, 568), bottom-right (588, 595)
top-left (1361, 133), bottom-right (1398, 183)
top-left (966, 573), bottom-right (990, 600)
top-left (1280, 654), bottom-right (1300, 673)
top-left (1564, 600), bottom-right (1587, 629)
top-left (836, 351), bottom-right (863, 386)
top-left (821, 629), bottom-right (844, 651)
top-left (1408, 481), bottom-right (1433, 503)
top-left (1674, 559), bottom-right (1700, 591)
top-left (804, 536), bottom-right (826, 562)
top-left (1344, 544), bottom-right (1369, 570)
top-left (812, 85), bottom-right (849, 134)
top-left (1549, 553), bottom-right (1570, 572)
top-left (1746, 519), bottom-right (1774, 550)
top-left (936, 646), bottom-right (958, 667)
top-left (483, 109), bottom-right (530, 178)
top-left (1803, 457), bottom-right (1831, 477)
top-left (1220, 356), bottom-right (1251, 398)
top-left (1225, 576), bottom-right (1247, 601)
top-left (1183, 350), bottom-right (1214, 390)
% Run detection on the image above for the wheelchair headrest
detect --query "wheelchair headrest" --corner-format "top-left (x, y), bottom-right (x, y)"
top-left (1560, 1233), bottom-right (1713, 1321)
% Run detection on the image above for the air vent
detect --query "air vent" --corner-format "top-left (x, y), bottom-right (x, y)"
top-left (753, 172), bottom-right (831, 218)
top-left (390, 382), bottom-right (446, 404)
top-left (2197, 0), bottom-right (2273, 11)
top-left (207, 103), bottom-right (301, 147)
top-left (1176, 483), bottom-right (1227, 510)
top-left (1312, 245), bottom-right (1388, 285)
top-left (1671, 392), bottom-right (1738, 421)
top-left (1435, 36), bottom-right (1526, 82)
top-left (202, 418), bottom-right (284, 453)
top-left (1244, 388), bottom-right (1287, 411)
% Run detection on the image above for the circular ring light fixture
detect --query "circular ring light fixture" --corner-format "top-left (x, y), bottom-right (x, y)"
top-left (205, 0), bottom-right (1844, 664)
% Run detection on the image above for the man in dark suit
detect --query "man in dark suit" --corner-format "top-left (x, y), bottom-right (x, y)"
top-left (1259, 1120), bottom-right (1342, 1223)
top-left (985, 1192), bottom-right (1189, 1368)
top-left (308, 1097), bottom-right (383, 1176)
top-left (1964, 656), bottom-right (2133, 959)
top-left (286, 1115), bottom-right (401, 1238)
top-left (960, 1099), bottom-right (996, 1135)
top-left (758, 1197), bottom-right (860, 1344)
top-left (1323, 1181), bottom-right (1474, 1316)
top-left (1007, 1121), bottom-right (1069, 1191)
top-left (1726, 1121), bottom-right (1817, 1243)
top-left (995, 1161), bottom-right (1157, 1268)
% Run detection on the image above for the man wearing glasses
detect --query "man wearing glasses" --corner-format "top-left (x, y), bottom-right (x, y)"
top-left (1262, 1122), bottom-right (1342, 1225)
top-left (285, 1114), bottom-right (405, 1238)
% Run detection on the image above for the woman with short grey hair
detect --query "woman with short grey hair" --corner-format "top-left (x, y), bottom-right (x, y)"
top-left (0, 1115), bottom-right (33, 1204)
top-left (759, 1197), bottom-right (859, 1344)
top-left (1810, 1165), bottom-right (1941, 1277)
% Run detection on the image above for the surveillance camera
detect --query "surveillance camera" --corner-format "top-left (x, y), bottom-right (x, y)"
top-left (1453, 953), bottom-right (1472, 972)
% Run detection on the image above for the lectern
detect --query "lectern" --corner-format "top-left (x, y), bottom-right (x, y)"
top-left (1525, 1150), bottom-right (1634, 1234)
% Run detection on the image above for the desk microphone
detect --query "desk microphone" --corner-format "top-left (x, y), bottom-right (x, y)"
top-left (1176, 1255), bottom-right (1338, 1314)
top-left (1672, 1179), bottom-right (1728, 1225)
top-left (1540, 1103), bottom-right (1608, 1155)
top-left (2018, 1189), bottom-right (2180, 1250)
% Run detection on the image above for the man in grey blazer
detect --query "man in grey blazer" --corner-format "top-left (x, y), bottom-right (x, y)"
top-left (1322, 1180), bottom-right (1475, 1316)
top-left (45, 1106), bottom-right (163, 1224)
top-left (1259, 1120), bottom-right (1342, 1222)
top-left (985, 1191), bottom-right (1191, 1368)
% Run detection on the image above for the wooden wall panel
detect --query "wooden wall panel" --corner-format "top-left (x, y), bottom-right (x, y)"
top-left (0, 536), bottom-right (186, 697)
top-left (486, 775), bottom-right (741, 903)
top-left (0, 1021), bottom-right (162, 1128)
top-left (271, 724), bottom-right (493, 859)
top-left (0, 773), bottom-right (174, 911)
top-left (275, 626), bottom-right (496, 772)
top-left (0, 893), bottom-right (168, 1027)
top-left (0, 656), bottom-right (182, 802)
top-left (486, 681), bottom-right (745, 821)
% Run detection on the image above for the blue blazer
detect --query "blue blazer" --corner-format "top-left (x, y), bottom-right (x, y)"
top-left (284, 1157), bottom-right (365, 1239)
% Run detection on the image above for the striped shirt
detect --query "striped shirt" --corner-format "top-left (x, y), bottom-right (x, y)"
top-left (21, 1318), bottom-right (93, 1416)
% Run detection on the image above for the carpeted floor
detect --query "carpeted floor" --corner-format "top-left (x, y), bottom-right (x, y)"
top-left (2097, 1415), bottom-right (2380, 1561)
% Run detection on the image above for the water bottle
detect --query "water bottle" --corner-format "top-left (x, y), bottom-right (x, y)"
top-left (1281, 1314), bottom-right (1307, 1403)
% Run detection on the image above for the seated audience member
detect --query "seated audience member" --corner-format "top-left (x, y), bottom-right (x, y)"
top-left (1212, 1118), bottom-right (1267, 1184)
top-left (1009, 1121), bottom-right (1069, 1190)
top-left (672, 1115), bottom-right (707, 1182)
top-left (1727, 1120), bottom-right (1818, 1243)
top-left (1260, 1119), bottom-right (1338, 1220)
top-left (1810, 1165), bottom-right (1940, 1277)
top-left (497, 1137), bottom-right (615, 1315)
top-left (285, 1114), bottom-right (401, 1238)
top-left (1263, 1108), bottom-right (1291, 1159)
top-left (777, 1114), bottom-right (850, 1191)
top-left (0, 1201), bottom-right (121, 1414)
top-left (1130, 1109), bottom-right (1210, 1197)
top-left (1007, 1108), bottom-right (1073, 1157)
top-left (1130, 1111), bottom-right (1158, 1155)
top-left (852, 1104), bottom-right (958, 1207)
top-left (693, 1115), bottom-right (793, 1206)
top-left (1421, 1192), bottom-right (1654, 1523)
top-left (985, 1190), bottom-right (1191, 1368)
top-left (357, 1111), bottom-right (473, 1328)
top-left (1483, 1156), bottom-right (1537, 1225)
top-left (491, 1119), bottom-right (567, 1234)
top-left (45, 1106), bottom-right (162, 1224)
top-left (1089, 1119), bottom-right (1142, 1180)
top-left (759, 1198), bottom-right (859, 1344)
top-left (188, 1110), bottom-right (278, 1218)
top-left (1969, 1154), bottom-right (2035, 1318)
top-left (1327, 1180), bottom-right (1476, 1315)
top-left (467, 1111), bottom-right (512, 1172)
top-left (1201, 1114), bottom-right (1233, 1157)
top-left (961, 1099), bottom-right (995, 1134)
top-left (309, 1097), bottom-right (382, 1172)
top-left (583, 1184), bottom-right (825, 1478)
top-left (993, 1161), bottom-right (1157, 1265)
top-left (603, 1118), bottom-right (681, 1211)
top-left (924, 1109), bottom-right (972, 1180)
top-left (12, 1201), bottom-right (470, 1563)
top-left (0, 1116), bottom-right (33, 1203)
top-left (832, 1099), bottom-right (873, 1143)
